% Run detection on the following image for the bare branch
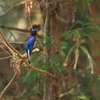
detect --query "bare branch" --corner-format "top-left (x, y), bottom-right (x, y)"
top-left (0, 1), bottom-right (25, 17)
top-left (0, 56), bottom-right (12, 60)
top-left (0, 25), bottom-right (29, 32)
top-left (0, 25), bottom-right (43, 39)
top-left (0, 32), bottom-right (57, 99)
top-left (22, 48), bottom-right (39, 58)
top-left (0, 72), bottom-right (18, 99)
top-left (0, 32), bottom-right (56, 79)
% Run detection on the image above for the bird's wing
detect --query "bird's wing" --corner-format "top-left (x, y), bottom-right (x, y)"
top-left (28, 36), bottom-right (36, 46)
top-left (26, 36), bottom-right (36, 63)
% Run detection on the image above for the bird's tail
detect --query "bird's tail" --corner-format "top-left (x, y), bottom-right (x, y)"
top-left (28, 49), bottom-right (31, 63)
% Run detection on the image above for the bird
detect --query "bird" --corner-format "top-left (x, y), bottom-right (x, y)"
top-left (26, 30), bottom-right (37, 63)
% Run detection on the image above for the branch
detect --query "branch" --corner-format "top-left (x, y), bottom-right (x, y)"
top-left (0, 1), bottom-right (25, 17)
top-left (0, 32), bottom-right (56, 79)
top-left (0, 25), bottom-right (29, 32)
top-left (9, 42), bottom-right (26, 45)
top-left (0, 56), bottom-right (12, 60)
top-left (0, 32), bottom-right (57, 98)
top-left (0, 72), bottom-right (18, 99)
top-left (22, 48), bottom-right (39, 58)
top-left (0, 25), bottom-right (43, 38)
top-left (0, 41), bottom-right (26, 45)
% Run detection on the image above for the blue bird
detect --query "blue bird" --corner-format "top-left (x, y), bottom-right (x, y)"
top-left (26, 30), bottom-right (37, 63)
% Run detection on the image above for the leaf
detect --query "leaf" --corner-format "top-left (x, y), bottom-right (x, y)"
top-left (80, 46), bottom-right (94, 74)
top-left (69, 21), bottom-right (84, 30)
top-left (74, 49), bottom-right (79, 69)
top-left (60, 89), bottom-right (74, 98)
top-left (65, 45), bottom-right (75, 62)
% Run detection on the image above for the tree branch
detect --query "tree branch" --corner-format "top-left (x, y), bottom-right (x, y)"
top-left (0, 56), bottom-right (12, 60)
top-left (0, 25), bottom-right (29, 32)
top-left (0, 32), bottom-right (57, 99)
top-left (22, 48), bottom-right (39, 58)
top-left (0, 1), bottom-right (25, 17)
top-left (0, 32), bottom-right (56, 79)
top-left (0, 72), bottom-right (18, 99)
top-left (0, 25), bottom-right (43, 38)
top-left (0, 41), bottom-right (26, 45)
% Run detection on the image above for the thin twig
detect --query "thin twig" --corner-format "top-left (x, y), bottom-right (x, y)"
top-left (0, 32), bottom-right (57, 98)
top-left (0, 72), bottom-right (18, 99)
top-left (0, 42), bottom-right (26, 45)
top-left (0, 56), bottom-right (12, 60)
top-left (0, 25), bottom-right (43, 38)
top-left (0, 32), bottom-right (22, 56)
top-left (0, 45), bottom-right (11, 56)
top-left (0, 25), bottom-right (29, 32)
top-left (0, 32), bottom-right (57, 79)
top-left (25, 61), bottom-right (56, 78)
top-left (0, 1), bottom-right (25, 17)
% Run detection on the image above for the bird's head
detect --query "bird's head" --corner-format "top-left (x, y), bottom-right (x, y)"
top-left (30, 30), bottom-right (37, 36)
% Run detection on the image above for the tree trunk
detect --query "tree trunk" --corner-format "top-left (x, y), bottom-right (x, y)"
top-left (89, 1), bottom-right (100, 98)
top-left (40, 0), bottom-right (75, 100)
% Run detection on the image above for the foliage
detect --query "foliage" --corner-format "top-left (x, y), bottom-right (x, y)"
top-left (1, 0), bottom-right (100, 100)
top-left (61, 15), bottom-right (100, 74)
top-left (59, 15), bottom-right (100, 99)
top-left (21, 15), bottom-right (100, 99)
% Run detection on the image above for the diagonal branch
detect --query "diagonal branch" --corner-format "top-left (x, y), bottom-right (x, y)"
top-left (0, 25), bottom-right (29, 32)
top-left (0, 25), bottom-right (43, 38)
top-left (0, 31), bottom-right (56, 99)
top-left (0, 1), bottom-right (25, 17)
top-left (22, 48), bottom-right (40, 58)
top-left (0, 32), bottom-right (56, 79)
top-left (0, 72), bottom-right (18, 99)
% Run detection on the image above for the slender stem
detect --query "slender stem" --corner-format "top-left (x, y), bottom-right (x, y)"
top-left (0, 25), bottom-right (29, 32)
top-left (0, 1), bottom-right (25, 17)
top-left (0, 72), bottom-right (18, 99)
top-left (0, 56), bottom-right (12, 60)
top-left (0, 32), bottom-right (21, 56)
top-left (0, 32), bottom-right (57, 98)
top-left (0, 32), bottom-right (57, 79)
top-left (25, 61), bottom-right (57, 79)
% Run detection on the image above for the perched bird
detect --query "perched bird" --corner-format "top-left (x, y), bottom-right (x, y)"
top-left (26, 30), bottom-right (37, 63)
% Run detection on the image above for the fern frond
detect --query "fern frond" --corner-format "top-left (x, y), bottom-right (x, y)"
top-left (83, 34), bottom-right (93, 42)
top-left (69, 21), bottom-right (84, 30)
top-left (65, 45), bottom-right (76, 62)
top-left (62, 30), bottom-right (74, 40)
top-left (80, 46), bottom-right (94, 74)
top-left (73, 29), bottom-right (81, 41)
top-left (74, 49), bottom-right (79, 69)
top-left (66, 32), bottom-right (74, 40)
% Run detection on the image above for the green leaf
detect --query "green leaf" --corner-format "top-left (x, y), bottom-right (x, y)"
top-left (80, 46), bottom-right (94, 74)
top-left (60, 89), bottom-right (74, 98)
top-left (65, 45), bottom-right (75, 62)
top-left (74, 49), bottom-right (79, 69)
